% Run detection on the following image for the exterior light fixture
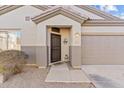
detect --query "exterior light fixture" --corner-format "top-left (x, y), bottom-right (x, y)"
top-left (64, 54), bottom-right (69, 61)
top-left (63, 38), bottom-right (68, 44)
top-left (75, 32), bottom-right (80, 38)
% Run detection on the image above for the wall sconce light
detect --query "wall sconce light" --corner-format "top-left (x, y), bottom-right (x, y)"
top-left (75, 33), bottom-right (80, 38)
top-left (63, 38), bottom-right (68, 44)
top-left (64, 54), bottom-right (69, 61)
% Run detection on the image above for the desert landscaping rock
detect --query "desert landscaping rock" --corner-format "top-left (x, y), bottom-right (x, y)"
top-left (0, 74), bottom-right (6, 83)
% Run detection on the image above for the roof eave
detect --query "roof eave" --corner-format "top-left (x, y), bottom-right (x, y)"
top-left (0, 5), bottom-right (51, 16)
top-left (0, 5), bottom-right (23, 16)
top-left (32, 7), bottom-right (88, 24)
top-left (75, 5), bottom-right (121, 21)
top-left (31, 5), bottom-right (50, 11)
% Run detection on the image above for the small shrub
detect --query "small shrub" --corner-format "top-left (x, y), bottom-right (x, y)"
top-left (0, 50), bottom-right (28, 74)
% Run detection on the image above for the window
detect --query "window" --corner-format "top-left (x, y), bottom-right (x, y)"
top-left (0, 32), bottom-right (21, 51)
top-left (51, 27), bottom-right (60, 33)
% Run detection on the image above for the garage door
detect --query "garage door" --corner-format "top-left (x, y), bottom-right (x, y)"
top-left (82, 36), bottom-right (124, 65)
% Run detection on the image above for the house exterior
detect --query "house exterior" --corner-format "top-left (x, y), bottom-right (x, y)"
top-left (0, 5), bottom-right (124, 68)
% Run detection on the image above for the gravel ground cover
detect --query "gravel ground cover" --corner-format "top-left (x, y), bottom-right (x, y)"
top-left (0, 66), bottom-right (95, 88)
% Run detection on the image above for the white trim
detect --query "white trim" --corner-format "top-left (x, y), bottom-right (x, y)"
top-left (81, 31), bottom-right (124, 36)
top-left (83, 20), bottom-right (124, 26)
top-left (32, 6), bottom-right (88, 24)
top-left (0, 28), bottom-right (21, 31)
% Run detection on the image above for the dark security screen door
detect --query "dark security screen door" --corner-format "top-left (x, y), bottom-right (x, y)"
top-left (51, 33), bottom-right (61, 63)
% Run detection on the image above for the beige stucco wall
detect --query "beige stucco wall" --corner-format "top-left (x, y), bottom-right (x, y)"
top-left (1, 5), bottom-right (124, 66)
top-left (0, 6), bottom-right (43, 64)
top-left (37, 14), bottom-right (82, 68)
top-left (36, 14), bottom-right (81, 46)
top-left (0, 6), bottom-right (83, 68)
top-left (0, 5), bottom-right (43, 46)
top-left (60, 28), bottom-right (70, 61)
top-left (81, 26), bottom-right (124, 65)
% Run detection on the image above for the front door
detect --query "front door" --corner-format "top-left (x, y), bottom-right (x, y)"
top-left (51, 33), bottom-right (61, 63)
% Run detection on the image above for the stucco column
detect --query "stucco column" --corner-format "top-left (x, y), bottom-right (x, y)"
top-left (71, 26), bottom-right (82, 68)
top-left (36, 45), bottom-right (47, 67)
top-left (36, 25), bottom-right (48, 68)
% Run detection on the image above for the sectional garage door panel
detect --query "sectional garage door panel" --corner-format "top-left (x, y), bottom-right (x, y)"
top-left (81, 36), bottom-right (124, 65)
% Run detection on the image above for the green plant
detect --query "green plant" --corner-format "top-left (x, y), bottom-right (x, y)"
top-left (0, 65), bottom-right (7, 73)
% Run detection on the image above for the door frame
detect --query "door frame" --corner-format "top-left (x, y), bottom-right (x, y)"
top-left (47, 26), bottom-right (72, 66)
top-left (50, 33), bottom-right (61, 64)
top-left (47, 27), bottom-right (62, 65)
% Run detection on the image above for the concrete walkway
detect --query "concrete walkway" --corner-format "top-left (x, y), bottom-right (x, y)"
top-left (0, 66), bottom-right (94, 88)
top-left (45, 63), bottom-right (92, 84)
top-left (82, 65), bottom-right (124, 88)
